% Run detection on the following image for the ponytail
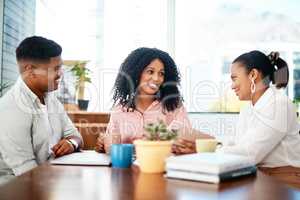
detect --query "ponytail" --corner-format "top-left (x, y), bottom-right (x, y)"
top-left (233, 50), bottom-right (289, 89)
top-left (268, 52), bottom-right (289, 89)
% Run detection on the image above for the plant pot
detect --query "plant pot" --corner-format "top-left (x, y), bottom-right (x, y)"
top-left (134, 140), bottom-right (172, 173)
top-left (78, 99), bottom-right (89, 110)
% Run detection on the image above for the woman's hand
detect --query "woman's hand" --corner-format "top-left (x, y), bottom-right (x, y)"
top-left (172, 138), bottom-right (196, 155)
top-left (122, 135), bottom-right (145, 144)
top-left (171, 129), bottom-right (214, 155)
top-left (95, 136), bottom-right (105, 153)
top-left (95, 134), bottom-right (122, 153)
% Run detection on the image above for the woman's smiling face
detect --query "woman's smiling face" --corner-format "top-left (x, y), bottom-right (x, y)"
top-left (230, 62), bottom-right (252, 101)
top-left (138, 58), bottom-right (165, 96)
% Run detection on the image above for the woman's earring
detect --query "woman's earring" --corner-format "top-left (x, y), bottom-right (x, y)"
top-left (250, 79), bottom-right (256, 94)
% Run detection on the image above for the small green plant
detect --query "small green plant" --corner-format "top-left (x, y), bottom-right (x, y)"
top-left (144, 120), bottom-right (178, 141)
top-left (70, 61), bottom-right (91, 99)
top-left (293, 97), bottom-right (300, 105)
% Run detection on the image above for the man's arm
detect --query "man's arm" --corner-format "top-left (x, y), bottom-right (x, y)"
top-left (0, 107), bottom-right (37, 175)
top-left (51, 102), bottom-right (83, 157)
top-left (61, 113), bottom-right (83, 150)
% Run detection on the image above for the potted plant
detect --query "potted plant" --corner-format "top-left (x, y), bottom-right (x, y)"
top-left (134, 120), bottom-right (178, 173)
top-left (293, 97), bottom-right (300, 117)
top-left (70, 61), bottom-right (91, 110)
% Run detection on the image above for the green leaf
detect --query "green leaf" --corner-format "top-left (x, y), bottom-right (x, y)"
top-left (144, 120), bottom-right (178, 141)
top-left (70, 61), bottom-right (92, 96)
top-left (84, 77), bottom-right (91, 83)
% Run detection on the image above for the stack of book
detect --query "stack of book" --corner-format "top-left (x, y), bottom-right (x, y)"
top-left (165, 153), bottom-right (256, 184)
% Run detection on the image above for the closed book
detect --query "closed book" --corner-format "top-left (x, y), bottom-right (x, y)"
top-left (166, 166), bottom-right (257, 184)
top-left (166, 153), bottom-right (255, 174)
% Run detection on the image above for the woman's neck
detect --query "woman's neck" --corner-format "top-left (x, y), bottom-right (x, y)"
top-left (135, 95), bottom-right (155, 112)
top-left (251, 86), bottom-right (268, 106)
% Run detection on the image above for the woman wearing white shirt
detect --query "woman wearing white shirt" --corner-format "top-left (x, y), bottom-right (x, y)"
top-left (218, 50), bottom-right (300, 167)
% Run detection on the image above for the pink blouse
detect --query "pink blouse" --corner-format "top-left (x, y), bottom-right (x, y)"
top-left (105, 100), bottom-right (192, 143)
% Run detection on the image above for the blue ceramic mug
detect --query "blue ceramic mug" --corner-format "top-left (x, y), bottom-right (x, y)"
top-left (111, 144), bottom-right (133, 168)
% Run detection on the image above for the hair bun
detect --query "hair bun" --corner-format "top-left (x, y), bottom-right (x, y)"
top-left (268, 51), bottom-right (280, 66)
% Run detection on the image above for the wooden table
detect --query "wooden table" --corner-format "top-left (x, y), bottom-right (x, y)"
top-left (0, 164), bottom-right (299, 200)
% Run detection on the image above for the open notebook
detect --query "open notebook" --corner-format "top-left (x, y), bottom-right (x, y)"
top-left (50, 150), bottom-right (111, 166)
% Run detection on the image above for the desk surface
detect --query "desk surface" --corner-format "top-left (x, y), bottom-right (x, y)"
top-left (0, 164), bottom-right (299, 200)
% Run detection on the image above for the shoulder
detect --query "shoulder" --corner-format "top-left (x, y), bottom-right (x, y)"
top-left (266, 88), bottom-right (293, 113)
top-left (0, 89), bottom-right (33, 127)
top-left (0, 87), bottom-right (26, 114)
top-left (110, 104), bottom-right (132, 117)
top-left (175, 103), bottom-right (187, 112)
top-left (0, 88), bottom-right (14, 108)
top-left (111, 104), bottom-right (126, 112)
top-left (256, 88), bottom-right (295, 132)
top-left (273, 89), bottom-right (296, 115)
top-left (274, 89), bottom-right (291, 103)
top-left (165, 103), bottom-right (188, 116)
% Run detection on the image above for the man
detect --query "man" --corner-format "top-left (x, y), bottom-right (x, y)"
top-left (0, 36), bottom-right (83, 184)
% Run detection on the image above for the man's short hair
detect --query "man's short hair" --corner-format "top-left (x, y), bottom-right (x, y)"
top-left (16, 36), bottom-right (62, 62)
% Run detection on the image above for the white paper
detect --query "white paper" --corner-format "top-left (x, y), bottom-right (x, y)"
top-left (50, 150), bottom-right (111, 166)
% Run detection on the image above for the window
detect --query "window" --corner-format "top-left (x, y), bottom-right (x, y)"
top-left (100, 0), bottom-right (170, 111)
top-left (36, 0), bottom-right (300, 112)
top-left (175, 0), bottom-right (300, 112)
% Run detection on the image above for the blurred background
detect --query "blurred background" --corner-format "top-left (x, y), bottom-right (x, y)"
top-left (0, 0), bottom-right (300, 139)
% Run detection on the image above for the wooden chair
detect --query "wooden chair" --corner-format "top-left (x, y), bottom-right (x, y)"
top-left (67, 111), bottom-right (110, 150)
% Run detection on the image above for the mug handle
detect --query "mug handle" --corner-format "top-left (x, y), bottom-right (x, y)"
top-left (216, 142), bottom-right (223, 149)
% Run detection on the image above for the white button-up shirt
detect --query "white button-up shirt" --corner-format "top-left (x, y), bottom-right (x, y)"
top-left (219, 87), bottom-right (300, 167)
top-left (0, 78), bottom-right (82, 179)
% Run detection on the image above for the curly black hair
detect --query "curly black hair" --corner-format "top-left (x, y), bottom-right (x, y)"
top-left (112, 47), bottom-right (183, 112)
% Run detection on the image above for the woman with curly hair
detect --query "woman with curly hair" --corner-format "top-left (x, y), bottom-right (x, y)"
top-left (95, 47), bottom-right (211, 154)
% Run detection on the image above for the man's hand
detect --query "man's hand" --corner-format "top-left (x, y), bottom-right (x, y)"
top-left (52, 139), bottom-right (75, 157)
